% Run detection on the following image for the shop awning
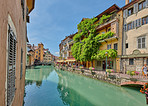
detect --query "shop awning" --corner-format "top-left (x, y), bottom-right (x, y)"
top-left (66, 59), bottom-right (76, 62)
top-left (57, 60), bottom-right (64, 63)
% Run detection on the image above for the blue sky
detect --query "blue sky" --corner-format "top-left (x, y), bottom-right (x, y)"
top-left (27, 0), bottom-right (125, 56)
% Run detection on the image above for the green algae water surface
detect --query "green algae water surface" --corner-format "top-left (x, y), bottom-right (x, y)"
top-left (24, 66), bottom-right (147, 106)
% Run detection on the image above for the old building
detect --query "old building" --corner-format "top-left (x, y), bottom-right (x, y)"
top-left (0, 0), bottom-right (35, 106)
top-left (59, 33), bottom-right (76, 64)
top-left (34, 43), bottom-right (44, 63)
top-left (121, 0), bottom-right (148, 73)
top-left (84, 4), bottom-right (123, 72)
top-left (43, 51), bottom-right (52, 63)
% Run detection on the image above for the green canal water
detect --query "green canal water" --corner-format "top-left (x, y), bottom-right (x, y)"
top-left (24, 66), bottom-right (147, 106)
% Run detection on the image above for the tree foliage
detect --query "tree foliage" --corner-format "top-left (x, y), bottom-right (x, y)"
top-left (98, 15), bottom-right (111, 25)
top-left (91, 49), bottom-right (117, 60)
top-left (72, 16), bottom-right (117, 62)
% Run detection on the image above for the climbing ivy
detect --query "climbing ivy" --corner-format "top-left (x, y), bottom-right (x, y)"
top-left (95, 31), bottom-right (115, 42)
top-left (91, 49), bottom-right (117, 60)
top-left (72, 16), bottom-right (117, 62)
top-left (99, 15), bottom-right (111, 25)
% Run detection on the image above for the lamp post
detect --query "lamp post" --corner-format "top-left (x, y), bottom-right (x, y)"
top-left (105, 52), bottom-right (108, 75)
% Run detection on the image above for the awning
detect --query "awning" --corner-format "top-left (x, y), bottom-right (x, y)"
top-left (66, 59), bottom-right (76, 62)
top-left (57, 60), bottom-right (64, 63)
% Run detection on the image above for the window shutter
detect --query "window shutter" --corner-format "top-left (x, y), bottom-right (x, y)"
top-left (146, 0), bottom-right (148, 7)
top-left (123, 10), bottom-right (126, 18)
top-left (135, 3), bottom-right (138, 13)
top-left (137, 19), bottom-right (139, 27)
top-left (125, 9), bottom-right (128, 18)
top-left (7, 25), bottom-right (16, 106)
top-left (132, 21), bottom-right (135, 29)
top-left (139, 18), bottom-right (142, 26)
top-left (133, 4), bottom-right (136, 14)
top-left (123, 9), bottom-right (128, 18)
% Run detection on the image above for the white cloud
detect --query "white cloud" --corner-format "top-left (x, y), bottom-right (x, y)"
top-left (55, 52), bottom-right (59, 55)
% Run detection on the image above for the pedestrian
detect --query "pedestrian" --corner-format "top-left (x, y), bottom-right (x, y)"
top-left (142, 64), bottom-right (148, 78)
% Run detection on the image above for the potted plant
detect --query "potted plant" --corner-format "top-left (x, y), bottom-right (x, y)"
top-left (140, 83), bottom-right (148, 104)
top-left (135, 71), bottom-right (140, 75)
top-left (89, 67), bottom-right (95, 75)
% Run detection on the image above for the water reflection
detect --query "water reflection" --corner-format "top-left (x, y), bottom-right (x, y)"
top-left (25, 66), bottom-right (52, 87)
top-left (24, 66), bottom-right (147, 106)
top-left (56, 69), bottom-right (146, 106)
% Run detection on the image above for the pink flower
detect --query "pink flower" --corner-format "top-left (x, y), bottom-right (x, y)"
top-left (92, 68), bottom-right (95, 70)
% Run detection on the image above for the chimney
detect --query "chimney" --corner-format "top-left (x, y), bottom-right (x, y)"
top-left (125, 0), bottom-right (129, 5)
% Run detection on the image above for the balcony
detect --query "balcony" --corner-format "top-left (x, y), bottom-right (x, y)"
top-left (97, 14), bottom-right (117, 30)
top-left (99, 36), bottom-right (118, 43)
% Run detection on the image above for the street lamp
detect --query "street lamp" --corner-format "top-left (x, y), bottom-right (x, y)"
top-left (105, 52), bottom-right (108, 75)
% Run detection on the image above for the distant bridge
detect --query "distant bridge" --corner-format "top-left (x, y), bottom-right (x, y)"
top-left (34, 61), bottom-right (54, 66)
top-left (120, 81), bottom-right (145, 86)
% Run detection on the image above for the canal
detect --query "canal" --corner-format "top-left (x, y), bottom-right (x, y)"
top-left (24, 66), bottom-right (147, 106)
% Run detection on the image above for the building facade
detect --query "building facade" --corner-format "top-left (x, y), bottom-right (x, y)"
top-left (43, 51), bottom-right (52, 63)
top-left (83, 5), bottom-right (123, 72)
top-left (59, 34), bottom-right (76, 64)
top-left (34, 43), bottom-right (44, 62)
top-left (121, 0), bottom-right (148, 73)
top-left (0, 0), bottom-right (35, 106)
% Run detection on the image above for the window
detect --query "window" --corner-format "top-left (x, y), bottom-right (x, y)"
top-left (146, 17), bottom-right (148, 24)
top-left (139, 2), bottom-right (143, 11)
top-left (36, 55), bottom-right (38, 58)
top-left (135, 19), bottom-right (142, 28)
top-left (126, 43), bottom-right (128, 48)
top-left (128, 8), bottom-right (133, 16)
top-left (138, 36), bottom-right (146, 49)
top-left (114, 43), bottom-right (118, 50)
top-left (21, 0), bottom-right (25, 20)
top-left (142, 16), bottom-right (148, 25)
top-left (139, 1), bottom-right (146, 11)
top-left (129, 59), bottom-right (134, 65)
top-left (147, 58), bottom-right (148, 65)
top-left (108, 28), bottom-right (111, 32)
top-left (143, 1), bottom-right (147, 8)
top-left (97, 61), bottom-right (101, 67)
top-left (7, 25), bottom-right (17, 106)
top-left (20, 48), bottom-right (23, 79)
top-left (107, 44), bottom-right (111, 50)
top-left (127, 23), bottom-right (132, 30)
top-left (124, 24), bottom-right (127, 31)
top-left (36, 51), bottom-right (38, 54)
top-left (135, 20), bottom-right (138, 27)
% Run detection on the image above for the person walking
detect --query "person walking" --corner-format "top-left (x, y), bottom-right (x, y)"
top-left (142, 64), bottom-right (148, 78)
